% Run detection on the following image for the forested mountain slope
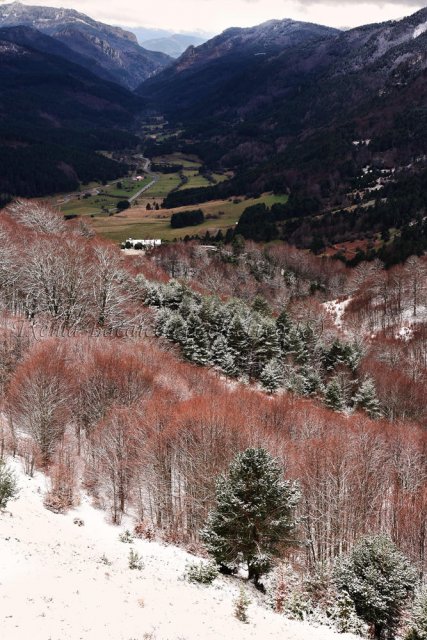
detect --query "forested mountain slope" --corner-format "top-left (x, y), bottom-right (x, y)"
top-left (139, 18), bottom-right (339, 116)
top-left (140, 8), bottom-right (427, 216)
top-left (0, 27), bottom-right (143, 197)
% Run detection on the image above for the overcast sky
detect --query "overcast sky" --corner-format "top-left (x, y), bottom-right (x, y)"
top-left (4, 0), bottom-right (427, 34)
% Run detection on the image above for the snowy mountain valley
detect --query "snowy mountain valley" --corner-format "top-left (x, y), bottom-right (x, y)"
top-left (1, 3), bottom-right (427, 639)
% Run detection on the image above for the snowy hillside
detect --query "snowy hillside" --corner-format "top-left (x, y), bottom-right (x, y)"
top-left (0, 458), bottom-right (358, 640)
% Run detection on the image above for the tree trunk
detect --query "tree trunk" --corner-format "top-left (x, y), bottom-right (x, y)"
top-left (248, 563), bottom-right (261, 588)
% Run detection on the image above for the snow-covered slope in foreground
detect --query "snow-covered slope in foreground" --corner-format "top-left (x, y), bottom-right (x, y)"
top-left (0, 459), bottom-right (357, 640)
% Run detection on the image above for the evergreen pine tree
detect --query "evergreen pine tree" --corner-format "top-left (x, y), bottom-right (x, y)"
top-left (211, 335), bottom-right (238, 376)
top-left (287, 326), bottom-right (309, 365)
top-left (298, 366), bottom-right (323, 396)
top-left (408, 588), bottom-right (427, 640)
top-left (260, 359), bottom-right (283, 393)
top-left (164, 312), bottom-right (187, 345)
top-left (201, 448), bottom-right (300, 587)
top-left (323, 340), bottom-right (361, 373)
top-left (144, 283), bottom-right (163, 307)
top-left (163, 280), bottom-right (187, 309)
top-left (299, 324), bottom-right (318, 358)
top-left (251, 319), bottom-right (281, 378)
top-left (252, 296), bottom-right (271, 317)
top-left (155, 308), bottom-right (172, 337)
top-left (183, 313), bottom-right (210, 365)
top-left (211, 334), bottom-right (229, 367)
top-left (324, 377), bottom-right (346, 411)
top-left (334, 535), bottom-right (417, 639)
top-left (276, 309), bottom-right (292, 354)
top-left (227, 315), bottom-right (250, 375)
top-left (286, 365), bottom-right (322, 397)
top-left (346, 343), bottom-right (362, 372)
top-left (220, 352), bottom-right (239, 378)
top-left (286, 367), bottom-right (308, 396)
top-left (215, 230), bottom-right (224, 243)
top-left (178, 295), bottom-right (199, 318)
top-left (328, 590), bottom-right (367, 635)
top-left (199, 297), bottom-right (223, 340)
top-left (323, 339), bottom-right (346, 371)
top-left (234, 586), bottom-right (251, 622)
top-left (352, 377), bottom-right (382, 419)
top-left (0, 461), bottom-right (18, 510)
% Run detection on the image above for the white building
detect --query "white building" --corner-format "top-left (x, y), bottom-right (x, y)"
top-left (124, 238), bottom-right (162, 248)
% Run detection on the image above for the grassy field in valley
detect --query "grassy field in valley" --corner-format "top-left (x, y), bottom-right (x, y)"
top-left (153, 153), bottom-right (201, 169)
top-left (35, 153), bottom-right (286, 242)
top-left (53, 155), bottom-right (231, 219)
top-left (90, 194), bottom-right (289, 243)
top-left (57, 177), bottom-right (149, 216)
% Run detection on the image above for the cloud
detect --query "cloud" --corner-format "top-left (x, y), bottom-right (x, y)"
top-left (1, 0), bottom-right (426, 32)
top-left (295, 0), bottom-right (424, 4)
top-left (242, 0), bottom-right (425, 5)
top-left (273, 0), bottom-right (426, 28)
top-left (298, 0), bottom-right (425, 7)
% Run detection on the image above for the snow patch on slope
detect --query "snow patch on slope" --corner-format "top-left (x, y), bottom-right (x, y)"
top-left (0, 458), bottom-right (358, 640)
top-left (396, 305), bottom-right (427, 340)
top-left (324, 298), bottom-right (351, 329)
top-left (413, 21), bottom-right (427, 38)
top-left (0, 41), bottom-right (27, 55)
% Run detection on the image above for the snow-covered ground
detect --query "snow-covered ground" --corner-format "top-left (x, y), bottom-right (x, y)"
top-left (0, 458), bottom-right (357, 640)
top-left (395, 307), bottom-right (427, 340)
top-left (324, 298), bottom-right (427, 339)
top-left (324, 298), bottom-right (351, 329)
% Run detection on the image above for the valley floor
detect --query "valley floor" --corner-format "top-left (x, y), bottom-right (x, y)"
top-left (0, 458), bottom-right (358, 640)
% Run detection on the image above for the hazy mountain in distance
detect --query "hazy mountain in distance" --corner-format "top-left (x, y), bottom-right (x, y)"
top-left (141, 34), bottom-right (207, 57)
top-left (128, 25), bottom-right (210, 41)
top-left (0, 2), bottom-right (172, 89)
top-left (125, 25), bottom-right (210, 57)
top-left (125, 26), bottom-right (175, 42)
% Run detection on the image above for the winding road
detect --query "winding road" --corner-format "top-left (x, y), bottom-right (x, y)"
top-left (56, 154), bottom-right (158, 208)
top-left (128, 155), bottom-right (159, 203)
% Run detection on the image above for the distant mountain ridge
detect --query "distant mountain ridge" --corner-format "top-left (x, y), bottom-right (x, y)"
top-left (0, 2), bottom-right (172, 89)
top-left (173, 18), bottom-right (339, 70)
top-left (139, 18), bottom-right (339, 109)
